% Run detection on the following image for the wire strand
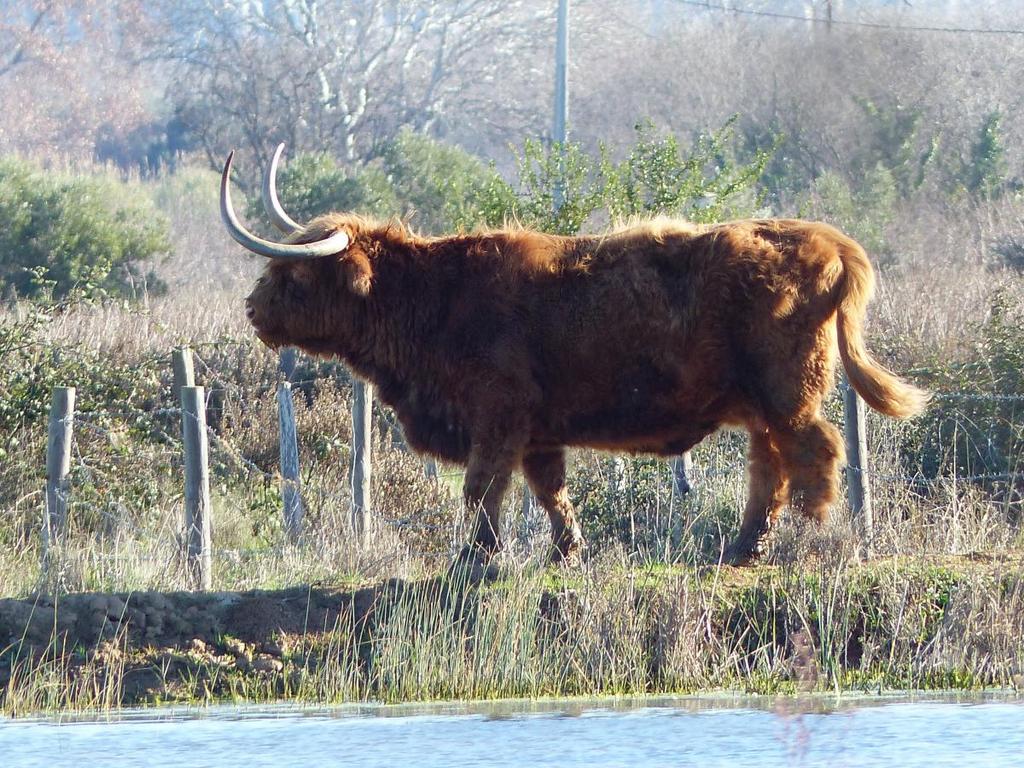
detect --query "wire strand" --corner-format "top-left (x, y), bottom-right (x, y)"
top-left (670, 0), bottom-right (1024, 35)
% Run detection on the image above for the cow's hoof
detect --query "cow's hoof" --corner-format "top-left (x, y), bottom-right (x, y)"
top-left (723, 542), bottom-right (757, 567)
top-left (549, 536), bottom-right (586, 567)
top-left (724, 529), bottom-right (770, 567)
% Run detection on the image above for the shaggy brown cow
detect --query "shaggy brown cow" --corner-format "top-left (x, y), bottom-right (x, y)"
top-left (221, 146), bottom-right (928, 565)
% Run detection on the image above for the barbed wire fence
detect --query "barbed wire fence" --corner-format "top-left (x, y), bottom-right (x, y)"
top-left (41, 343), bottom-right (1024, 591)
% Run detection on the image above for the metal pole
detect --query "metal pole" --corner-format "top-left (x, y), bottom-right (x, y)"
top-left (532, 0), bottom-right (569, 513)
top-left (552, 0), bottom-right (569, 213)
top-left (278, 347), bottom-right (298, 381)
top-left (424, 457), bottom-right (439, 480)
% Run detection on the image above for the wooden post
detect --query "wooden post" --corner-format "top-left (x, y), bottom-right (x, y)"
top-left (609, 456), bottom-right (627, 497)
top-left (843, 377), bottom-right (873, 556)
top-left (671, 452), bottom-right (693, 496)
top-left (278, 347), bottom-right (298, 381)
top-left (172, 346), bottom-right (195, 400)
top-left (351, 380), bottom-right (372, 541)
top-left (277, 382), bottom-right (304, 543)
top-left (180, 386), bottom-right (212, 590)
top-left (424, 458), bottom-right (439, 480)
top-left (45, 387), bottom-right (75, 553)
top-left (522, 482), bottom-right (535, 522)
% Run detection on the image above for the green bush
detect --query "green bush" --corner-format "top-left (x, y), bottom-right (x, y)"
top-left (802, 165), bottom-right (898, 262)
top-left (244, 121), bottom-right (769, 239)
top-left (962, 111), bottom-right (1008, 200)
top-left (602, 118), bottom-right (770, 224)
top-left (246, 135), bottom-right (510, 235)
top-left (246, 152), bottom-right (400, 226)
top-left (381, 130), bottom-right (513, 233)
top-left (0, 310), bottom-right (162, 435)
top-left (897, 288), bottom-right (1024, 480)
top-left (490, 118), bottom-right (771, 236)
top-left (0, 158), bottom-right (171, 301)
top-left (851, 97), bottom-right (937, 198)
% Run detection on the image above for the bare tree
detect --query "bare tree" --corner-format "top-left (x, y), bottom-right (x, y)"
top-left (0, 1), bottom-right (148, 159)
top-left (570, 0), bottom-right (1024, 194)
top-left (145, 0), bottom-right (551, 177)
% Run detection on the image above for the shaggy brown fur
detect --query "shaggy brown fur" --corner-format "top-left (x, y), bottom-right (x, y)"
top-left (243, 214), bottom-right (928, 564)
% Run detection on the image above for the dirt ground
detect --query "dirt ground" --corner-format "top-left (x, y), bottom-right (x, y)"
top-left (0, 572), bottom-right (477, 705)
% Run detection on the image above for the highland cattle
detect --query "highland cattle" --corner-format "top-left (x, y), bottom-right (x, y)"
top-left (221, 145), bottom-right (927, 564)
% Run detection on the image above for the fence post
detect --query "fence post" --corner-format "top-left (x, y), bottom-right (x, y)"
top-left (609, 456), bottom-right (627, 496)
top-left (351, 380), bottom-right (372, 541)
top-left (424, 457), bottom-right (439, 480)
top-left (181, 386), bottom-right (212, 590)
top-left (843, 377), bottom-right (873, 556)
top-left (671, 452), bottom-right (693, 496)
top-left (277, 382), bottom-right (304, 543)
top-left (45, 387), bottom-right (76, 555)
top-left (278, 347), bottom-right (298, 381)
top-left (172, 346), bottom-right (195, 400)
top-left (522, 482), bottom-right (536, 522)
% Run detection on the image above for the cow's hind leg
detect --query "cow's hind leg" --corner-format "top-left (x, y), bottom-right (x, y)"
top-left (522, 447), bottom-right (585, 564)
top-left (725, 424), bottom-right (789, 566)
top-left (772, 417), bottom-right (845, 525)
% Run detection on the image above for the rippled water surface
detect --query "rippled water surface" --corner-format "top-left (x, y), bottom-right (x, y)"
top-left (3, 697), bottom-right (1023, 768)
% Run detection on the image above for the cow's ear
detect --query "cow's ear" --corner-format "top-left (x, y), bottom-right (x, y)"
top-left (342, 251), bottom-right (373, 297)
top-left (285, 261), bottom-right (317, 288)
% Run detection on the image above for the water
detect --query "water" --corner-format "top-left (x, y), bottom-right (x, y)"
top-left (2, 696), bottom-right (1023, 768)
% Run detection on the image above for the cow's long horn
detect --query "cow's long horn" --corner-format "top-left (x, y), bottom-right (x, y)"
top-left (220, 151), bottom-right (350, 260)
top-left (262, 143), bottom-right (302, 234)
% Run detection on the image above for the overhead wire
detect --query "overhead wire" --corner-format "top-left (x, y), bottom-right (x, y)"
top-left (669, 0), bottom-right (1024, 35)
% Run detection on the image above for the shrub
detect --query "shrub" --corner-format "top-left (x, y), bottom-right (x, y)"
top-left (489, 118), bottom-right (771, 236)
top-left (0, 158), bottom-right (170, 301)
top-left (801, 165), bottom-right (898, 262)
top-left (852, 97), bottom-right (937, 198)
top-left (962, 111), bottom-right (1008, 200)
top-left (0, 310), bottom-right (163, 435)
top-left (602, 118), bottom-right (770, 224)
top-left (380, 130), bottom-right (513, 233)
top-left (246, 152), bottom-right (399, 226)
top-left (899, 288), bottom-right (1024, 480)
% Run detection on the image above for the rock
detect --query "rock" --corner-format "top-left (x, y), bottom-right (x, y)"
top-left (261, 639), bottom-right (287, 657)
top-left (252, 656), bottom-right (284, 674)
top-left (222, 637), bottom-right (249, 657)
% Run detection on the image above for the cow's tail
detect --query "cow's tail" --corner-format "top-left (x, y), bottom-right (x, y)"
top-left (833, 233), bottom-right (929, 419)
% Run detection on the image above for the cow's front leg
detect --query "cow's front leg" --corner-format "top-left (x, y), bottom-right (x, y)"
top-left (464, 461), bottom-right (513, 556)
top-left (462, 424), bottom-right (529, 558)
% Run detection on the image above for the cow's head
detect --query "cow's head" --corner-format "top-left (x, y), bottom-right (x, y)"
top-left (220, 145), bottom-right (374, 351)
